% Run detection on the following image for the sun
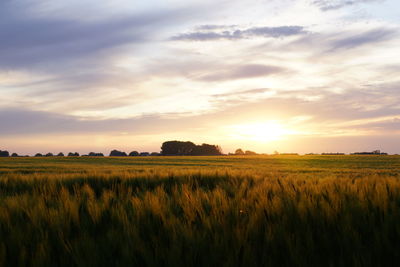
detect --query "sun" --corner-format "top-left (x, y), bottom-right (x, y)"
top-left (227, 121), bottom-right (294, 142)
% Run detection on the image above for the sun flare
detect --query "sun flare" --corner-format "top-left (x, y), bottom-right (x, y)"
top-left (227, 121), bottom-right (295, 142)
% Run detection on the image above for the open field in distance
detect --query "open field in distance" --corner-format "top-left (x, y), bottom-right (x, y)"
top-left (1, 155), bottom-right (400, 266)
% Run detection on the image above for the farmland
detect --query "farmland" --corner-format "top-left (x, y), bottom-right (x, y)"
top-left (1, 155), bottom-right (400, 266)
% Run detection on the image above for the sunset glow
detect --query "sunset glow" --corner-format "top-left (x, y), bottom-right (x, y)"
top-left (1, 0), bottom-right (400, 154)
top-left (228, 121), bottom-right (297, 142)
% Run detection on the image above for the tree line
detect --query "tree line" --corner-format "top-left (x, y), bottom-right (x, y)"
top-left (160, 141), bottom-right (222, 156)
top-left (0, 141), bottom-right (223, 157)
top-left (230, 148), bottom-right (258, 155)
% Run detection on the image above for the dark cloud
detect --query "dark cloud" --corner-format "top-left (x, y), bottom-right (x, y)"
top-left (171, 26), bottom-right (307, 41)
top-left (0, 1), bottom-right (193, 70)
top-left (198, 64), bottom-right (284, 81)
top-left (330, 28), bottom-right (396, 51)
top-left (0, 108), bottom-right (190, 135)
top-left (0, 0), bottom-right (206, 114)
top-left (245, 26), bottom-right (307, 38)
top-left (286, 27), bottom-right (398, 54)
top-left (312, 0), bottom-right (382, 11)
top-left (194, 24), bottom-right (237, 30)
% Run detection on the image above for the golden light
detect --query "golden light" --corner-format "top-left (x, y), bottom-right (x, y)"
top-left (226, 121), bottom-right (296, 142)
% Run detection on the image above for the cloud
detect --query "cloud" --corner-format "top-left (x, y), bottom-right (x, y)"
top-left (0, 0), bottom-right (209, 117)
top-left (171, 25), bottom-right (307, 41)
top-left (194, 24), bottom-right (238, 30)
top-left (312, 0), bottom-right (382, 11)
top-left (0, 108), bottom-right (188, 135)
top-left (330, 28), bottom-right (397, 50)
top-left (287, 27), bottom-right (398, 54)
top-left (213, 88), bottom-right (270, 98)
top-left (208, 80), bottom-right (400, 125)
top-left (0, 1), bottom-right (193, 70)
top-left (2, 79), bottom-right (400, 154)
top-left (244, 26), bottom-right (307, 38)
top-left (197, 64), bottom-right (285, 81)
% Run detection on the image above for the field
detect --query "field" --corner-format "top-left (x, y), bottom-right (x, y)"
top-left (1, 155), bottom-right (400, 266)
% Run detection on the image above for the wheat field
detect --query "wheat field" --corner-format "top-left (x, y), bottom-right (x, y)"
top-left (0, 155), bottom-right (400, 266)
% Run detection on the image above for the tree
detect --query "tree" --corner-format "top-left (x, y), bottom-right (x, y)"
top-left (45, 153), bottom-right (54, 157)
top-left (161, 141), bottom-right (222, 156)
top-left (68, 152), bottom-right (80, 157)
top-left (88, 152), bottom-right (104, 156)
top-left (161, 141), bottom-right (196, 155)
top-left (192, 144), bottom-right (222, 156)
top-left (235, 149), bottom-right (244, 155)
top-left (35, 153), bottom-right (43, 157)
top-left (245, 150), bottom-right (257, 155)
top-left (129, 151), bottom-right (139, 156)
top-left (0, 150), bottom-right (9, 157)
top-left (109, 150), bottom-right (127, 157)
top-left (57, 152), bottom-right (64, 157)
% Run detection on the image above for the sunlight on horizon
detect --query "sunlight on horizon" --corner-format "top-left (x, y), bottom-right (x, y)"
top-left (226, 121), bottom-right (299, 143)
top-left (1, 0), bottom-right (400, 154)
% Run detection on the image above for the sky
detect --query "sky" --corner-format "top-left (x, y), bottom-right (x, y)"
top-left (1, 0), bottom-right (400, 155)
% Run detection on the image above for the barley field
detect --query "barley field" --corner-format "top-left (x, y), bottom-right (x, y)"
top-left (1, 155), bottom-right (400, 266)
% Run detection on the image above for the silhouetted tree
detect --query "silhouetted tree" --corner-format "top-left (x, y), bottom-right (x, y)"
top-left (150, 152), bottom-right (160, 156)
top-left (68, 152), bottom-right (80, 157)
top-left (161, 141), bottom-right (196, 155)
top-left (129, 151), bottom-right (139, 156)
top-left (245, 150), bottom-right (257, 155)
top-left (45, 153), bottom-right (54, 157)
top-left (235, 149), bottom-right (245, 155)
top-left (192, 144), bottom-right (222, 156)
top-left (57, 152), bottom-right (64, 157)
top-left (352, 150), bottom-right (387, 155)
top-left (109, 150), bottom-right (127, 157)
top-left (161, 141), bottom-right (222, 156)
top-left (35, 153), bottom-right (43, 157)
top-left (140, 152), bottom-right (150, 156)
top-left (0, 150), bottom-right (9, 157)
top-left (89, 152), bottom-right (104, 157)
top-left (11, 153), bottom-right (19, 157)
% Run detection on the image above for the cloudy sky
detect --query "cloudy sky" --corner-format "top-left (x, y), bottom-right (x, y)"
top-left (1, 0), bottom-right (399, 155)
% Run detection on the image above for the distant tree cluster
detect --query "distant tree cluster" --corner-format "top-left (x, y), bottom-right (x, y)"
top-left (81, 152), bottom-right (104, 157)
top-left (88, 152), bottom-right (104, 157)
top-left (34, 152), bottom-right (66, 157)
top-left (231, 148), bottom-right (257, 155)
top-left (110, 150), bottom-right (127, 157)
top-left (351, 150), bottom-right (388, 155)
top-left (109, 150), bottom-right (160, 157)
top-left (0, 150), bottom-right (10, 157)
top-left (129, 151), bottom-right (139, 156)
top-left (161, 141), bottom-right (222, 156)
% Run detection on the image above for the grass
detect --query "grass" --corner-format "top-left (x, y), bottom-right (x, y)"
top-left (1, 155), bottom-right (400, 266)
